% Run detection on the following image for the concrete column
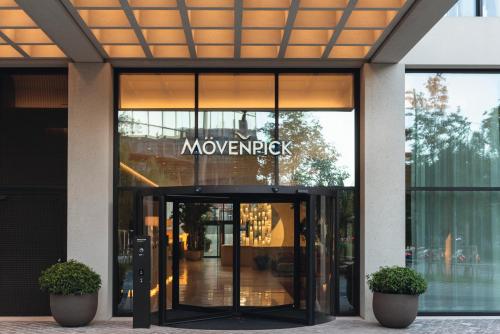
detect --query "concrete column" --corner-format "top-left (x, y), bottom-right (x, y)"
top-left (68, 63), bottom-right (113, 320)
top-left (359, 63), bottom-right (406, 320)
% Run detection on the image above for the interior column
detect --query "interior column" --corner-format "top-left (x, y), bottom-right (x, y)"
top-left (67, 63), bottom-right (114, 320)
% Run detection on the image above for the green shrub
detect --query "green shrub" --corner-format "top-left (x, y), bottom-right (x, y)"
top-left (39, 260), bottom-right (101, 295)
top-left (367, 266), bottom-right (427, 295)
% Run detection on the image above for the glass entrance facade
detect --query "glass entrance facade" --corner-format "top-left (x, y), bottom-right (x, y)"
top-left (114, 71), bottom-right (359, 319)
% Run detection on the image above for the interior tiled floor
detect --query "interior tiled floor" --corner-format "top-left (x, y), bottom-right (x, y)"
top-left (177, 258), bottom-right (294, 307)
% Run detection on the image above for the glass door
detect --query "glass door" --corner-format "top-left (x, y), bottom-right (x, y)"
top-left (163, 197), bottom-right (236, 324)
top-left (135, 191), bottom-right (338, 326)
top-left (239, 200), bottom-right (309, 323)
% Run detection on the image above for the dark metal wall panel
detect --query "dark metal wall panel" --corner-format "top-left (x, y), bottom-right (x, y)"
top-left (0, 70), bottom-right (68, 316)
top-left (0, 191), bottom-right (66, 315)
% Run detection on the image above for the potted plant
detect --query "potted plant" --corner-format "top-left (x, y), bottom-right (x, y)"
top-left (367, 266), bottom-right (427, 328)
top-left (179, 203), bottom-right (212, 261)
top-left (39, 260), bottom-right (101, 327)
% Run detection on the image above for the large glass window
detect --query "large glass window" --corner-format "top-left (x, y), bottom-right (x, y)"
top-left (278, 111), bottom-right (354, 187)
top-left (197, 74), bottom-right (276, 185)
top-left (279, 74), bottom-right (354, 110)
top-left (483, 0), bottom-right (500, 16)
top-left (406, 72), bottom-right (500, 312)
top-left (115, 72), bottom-right (357, 316)
top-left (198, 74), bottom-right (275, 109)
top-left (198, 111), bottom-right (275, 185)
top-left (406, 73), bottom-right (500, 188)
top-left (338, 190), bottom-right (357, 314)
top-left (117, 73), bottom-right (355, 188)
top-left (446, 0), bottom-right (500, 16)
top-left (120, 74), bottom-right (195, 109)
top-left (447, 0), bottom-right (477, 16)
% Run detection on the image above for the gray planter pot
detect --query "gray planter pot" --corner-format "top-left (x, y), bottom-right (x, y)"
top-left (372, 292), bottom-right (418, 328)
top-left (50, 293), bottom-right (98, 327)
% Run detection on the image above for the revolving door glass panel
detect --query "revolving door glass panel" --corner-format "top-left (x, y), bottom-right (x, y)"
top-left (164, 199), bottom-right (235, 323)
top-left (239, 201), bottom-right (308, 323)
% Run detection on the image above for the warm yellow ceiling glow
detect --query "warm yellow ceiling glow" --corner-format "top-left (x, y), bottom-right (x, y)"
top-left (0, 9), bottom-right (36, 27)
top-left (294, 10), bottom-right (342, 28)
top-left (242, 29), bottom-right (282, 45)
top-left (78, 10), bottom-right (130, 27)
top-left (193, 29), bottom-right (234, 44)
top-left (129, 0), bottom-right (177, 8)
top-left (241, 45), bottom-right (278, 58)
top-left (329, 45), bottom-right (370, 58)
top-left (243, 0), bottom-right (291, 8)
top-left (356, 0), bottom-right (406, 8)
top-left (300, 0), bottom-right (348, 8)
top-left (1, 29), bottom-right (52, 44)
top-left (279, 74), bottom-right (353, 110)
top-left (151, 45), bottom-right (190, 58)
top-left (0, 0), bottom-right (18, 7)
top-left (242, 10), bottom-right (288, 28)
top-left (285, 45), bottom-right (324, 58)
top-left (0, 44), bottom-right (22, 57)
top-left (337, 30), bottom-right (383, 45)
top-left (120, 74), bottom-right (195, 109)
top-left (0, 6), bottom-right (67, 59)
top-left (199, 74), bottom-right (275, 109)
top-left (196, 45), bottom-right (234, 58)
top-left (63, 0), bottom-right (410, 60)
top-left (103, 45), bottom-right (145, 57)
top-left (346, 10), bottom-right (398, 28)
top-left (71, 0), bottom-right (120, 7)
top-left (143, 29), bottom-right (186, 44)
top-left (134, 10), bottom-right (183, 27)
top-left (289, 29), bottom-right (333, 45)
top-left (20, 45), bottom-right (65, 58)
top-left (92, 29), bottom-right (139, 44)
top-left (189, 10), bottom-right (234, 28)
top-left (187, 0), bottom-right (234, 8)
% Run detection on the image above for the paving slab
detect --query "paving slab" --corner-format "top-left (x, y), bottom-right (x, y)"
top-left (1, 318), bottom-right (500, 334)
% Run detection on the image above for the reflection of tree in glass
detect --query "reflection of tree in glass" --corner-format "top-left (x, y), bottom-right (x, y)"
top-left (406, 74), bottom-right (471, 165)
top-left (265, 111), bottom-right (349, 186)
top-left (406, 74), bottom-right (499, 186)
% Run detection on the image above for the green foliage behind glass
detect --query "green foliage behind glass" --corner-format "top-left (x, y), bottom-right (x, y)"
top-left (39, 260), bottom-right (101, 295)
top-left (367, 266), bottom-right (427, 295)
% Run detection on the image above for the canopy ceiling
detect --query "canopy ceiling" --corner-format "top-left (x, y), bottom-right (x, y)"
top-left (1, 0), bottom-right (458, 66)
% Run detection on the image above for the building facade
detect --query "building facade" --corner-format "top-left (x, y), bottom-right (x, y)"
top-left (0, 0), bottom-right (499, 325)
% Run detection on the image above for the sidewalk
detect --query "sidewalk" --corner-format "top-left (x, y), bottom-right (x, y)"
top-left (1, 317), bottom-right (500, 334)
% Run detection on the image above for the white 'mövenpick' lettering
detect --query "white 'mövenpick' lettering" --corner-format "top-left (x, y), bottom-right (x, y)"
top-left (181, 137), bottom-right (292, 156)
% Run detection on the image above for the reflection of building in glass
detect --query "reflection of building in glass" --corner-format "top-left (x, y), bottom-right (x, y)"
top-left (118, 110), bottom-right (274, 186)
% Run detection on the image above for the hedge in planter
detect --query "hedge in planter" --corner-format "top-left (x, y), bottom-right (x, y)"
top-left (367, 266), bottom-right (427, 329)
top-left (39, 260), bottom-right (101, 327)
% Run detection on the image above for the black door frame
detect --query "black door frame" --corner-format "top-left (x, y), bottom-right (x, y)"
top-left (135, 186), bottom-right (338, 326)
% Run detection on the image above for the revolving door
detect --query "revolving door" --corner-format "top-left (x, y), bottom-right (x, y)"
top-left (135, 189), bottom-right (337, 326)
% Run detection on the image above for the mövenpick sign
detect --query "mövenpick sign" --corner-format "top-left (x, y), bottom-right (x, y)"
top-left (181, 131), bottom-right (292, 156)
